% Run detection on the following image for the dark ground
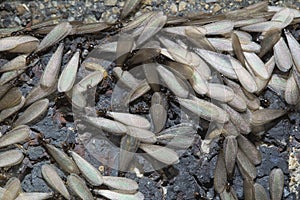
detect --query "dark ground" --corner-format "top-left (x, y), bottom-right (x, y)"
top-left (0, 0), bottom-right (300, 200)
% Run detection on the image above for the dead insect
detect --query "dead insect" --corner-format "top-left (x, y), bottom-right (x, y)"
top-left (269, 168), bottom-right (284, 200)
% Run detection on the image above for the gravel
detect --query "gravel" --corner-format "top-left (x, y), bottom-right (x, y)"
top-left (0, 0), bottom-right (300, 200)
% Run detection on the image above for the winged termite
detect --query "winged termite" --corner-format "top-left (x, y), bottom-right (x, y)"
top-left (269, 168), bottom-right (284, 200)
top-left (163, 59), bottom-right (194, 80)
top-left (285, 30), bottom-right (300, 73)
top-left (0, 54), bottom-right (27, 73)
top-left (141, 40), bottom-right (161, 49)
top-left (116, 34), bottom-right (134, 66)
top-left (201, 20), bottom-right (234, 36)
top-left (241, 21), bottom-right (283, 32)
top-left (15, 192), bottom-right (53, 200)
top-left (0, 36), bottom-right (39, 53)
top-left (0, 27), bottom-right (23, 38)
top-left (244, 52), bottom-right (268, 80)
top-left (119, 135), bottom-right (140, 172)
top-left (156, 65), bottom-right (189, 98)
top-left (285, 71), bottom-right (300, 105)
top-left (41, 164), bottom-right (70, 200)
top-left (25, 84), bottom-right (56, 107)
top-left (232, 30), bottom-right (253, 42)
top-left (163, 26), bottom-right (193, 37)
top-left (81, 57), bottom-right (108, 74)
top-left (39, 43), bottom-right (64, 88)
top-left (206, 83), bottom-right (235, 103)
top-left (243, 89), bottom-right (260, 111)
top-left (254, 183), bottom-right (269, 200)
top-left (274, 37), bottom-right (292, 72)
top-left (70, 22), bottom-right (110, 35)
top-left (75, 70), bottom-right (105, 93)
top-left (243, 179), bottom-right (255, 200)
top-left (182, 13), bottom-right (226, 26)
top-left (70, 151), bottom-right (104, 186)
top-left (259, 28), bottom-right (281, 57)
top-left (230, 55), bottom-right (258, 93)
top-left (223, 79), bottom-right (248, 112)
top-left (68, 87), bottom-right (87, 109)
top-left (57, 50), bottom-right (80, 92)
top-left (14, 98), bottom-right (49, 127)
top-left (156, 123), bottom-right (195, 148)
top-left (157, 123), bottom-right (195, 136)
top-left (93, 41), bottom-right (118, 53)
top-left (159, 37), bottom-right (212, 78)
top-left (143, 63), bottom-right (160, 92)
top-left (121, 12), bottom-right (154, 33)
top-left (193, 56), bottom-right (212, 80)
top-left (0, 83), bottom-right (12, 99)
top-left (233, 17), bottom-right (267, 28)
top-left (150, 93), bottom-right (167, 133)
top-left (268, 74), bottom-right (287, 96)
top-left (84, 116), bottom-right (127, 135)
top-left (45, 144), bottom-right (80, 174)
top-left (93, 190), bottom-right (144, 200)
top-left (214, 150), bottom-right (227, 193)
top-left (256, 56), bottom-right (275, 93)
top-left (126, 126), bottom-right (157, 144)
top-left (224, 136), bottom-right (237, 178)
top-left (236, 149), bottom-right (257, 180)
top-left (106, 112), bottom-right (151, 130)
top-left (221, 121), bottom-right (240, 137)
top-left (221, 104), bottom-right (251, 134)
top-left (178, 96), bottom-right (229, 123)
top-left (194, 49), bottom-right (237, 79)
top-left (0, 96), bottom-right (25, 123)
top-left (127, 48), bottom-right (161, 65)
top-left (67, 174), bottom-right (93, 200)
top-left (102, 176), bottom-right (138, 193)
top-left (0, 69), bottom-right (25, 86)
top-left (189, 68), bottom-right (208, 95)
top-left (0, 87), bottom-right (22, 111)
top-left (219, 187), bottom-right (238, 200)
top-left (34, 22), bottom-right (72, 53)
top-left (185, 27), bottom-right (216, 51)
top-left (2, 177), bottom-right (21, 200)
top-left (21, 17), bottom-right (61, 33)
top-left (0, 150), bottom-right (24, 168)
top-left (225, 1), bottom-right (268, 20)
top-left (0, 187), bottom-right (4, 199)
top-left (124, 79), bottom-right (151, 105)
top-left (0, 125), bottom-right (30, 148)
top-left (269, 6), bottom-right (300, 18)
top-left (139, 144), bottom-right (179, 165)
top-left (231, 32), bottom-right (246, 68)
top-left (293, 68), bottom-right (300, 90)
top-left (158, 37), bottom-right (193, 64)
top-left (250, 109), bottom-right (287, 126)
top-left (120, 0), bottom-right (142, 19)
top-left (237, 135), bottom-right (261, 165)
top-left (271, 7), bottom-right (294, 28)
top-left (136, 12), bottom-right (167, 46)
top-left (113, 67), bottom-right (140, 89)
top-left (166, 15), bottom-right (190, 25)
top-left (208, 37), bottom-right (261, 53)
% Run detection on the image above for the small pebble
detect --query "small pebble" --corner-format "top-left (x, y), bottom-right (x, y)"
top-left (179, 1), bottom-right (187, 11)
top-left (104, 0), bottom-right (118, 6)
top-left (170, 3), bottom-right (178, 14)
top-left (212, 3), bottom-right (221, 13)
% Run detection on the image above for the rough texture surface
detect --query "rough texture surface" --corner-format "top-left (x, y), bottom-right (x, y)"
top-left (0, 0), bottom-right (299, 200)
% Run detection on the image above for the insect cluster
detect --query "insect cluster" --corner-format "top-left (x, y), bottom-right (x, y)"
top-left (0, 0), bottom-right (299, 199)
